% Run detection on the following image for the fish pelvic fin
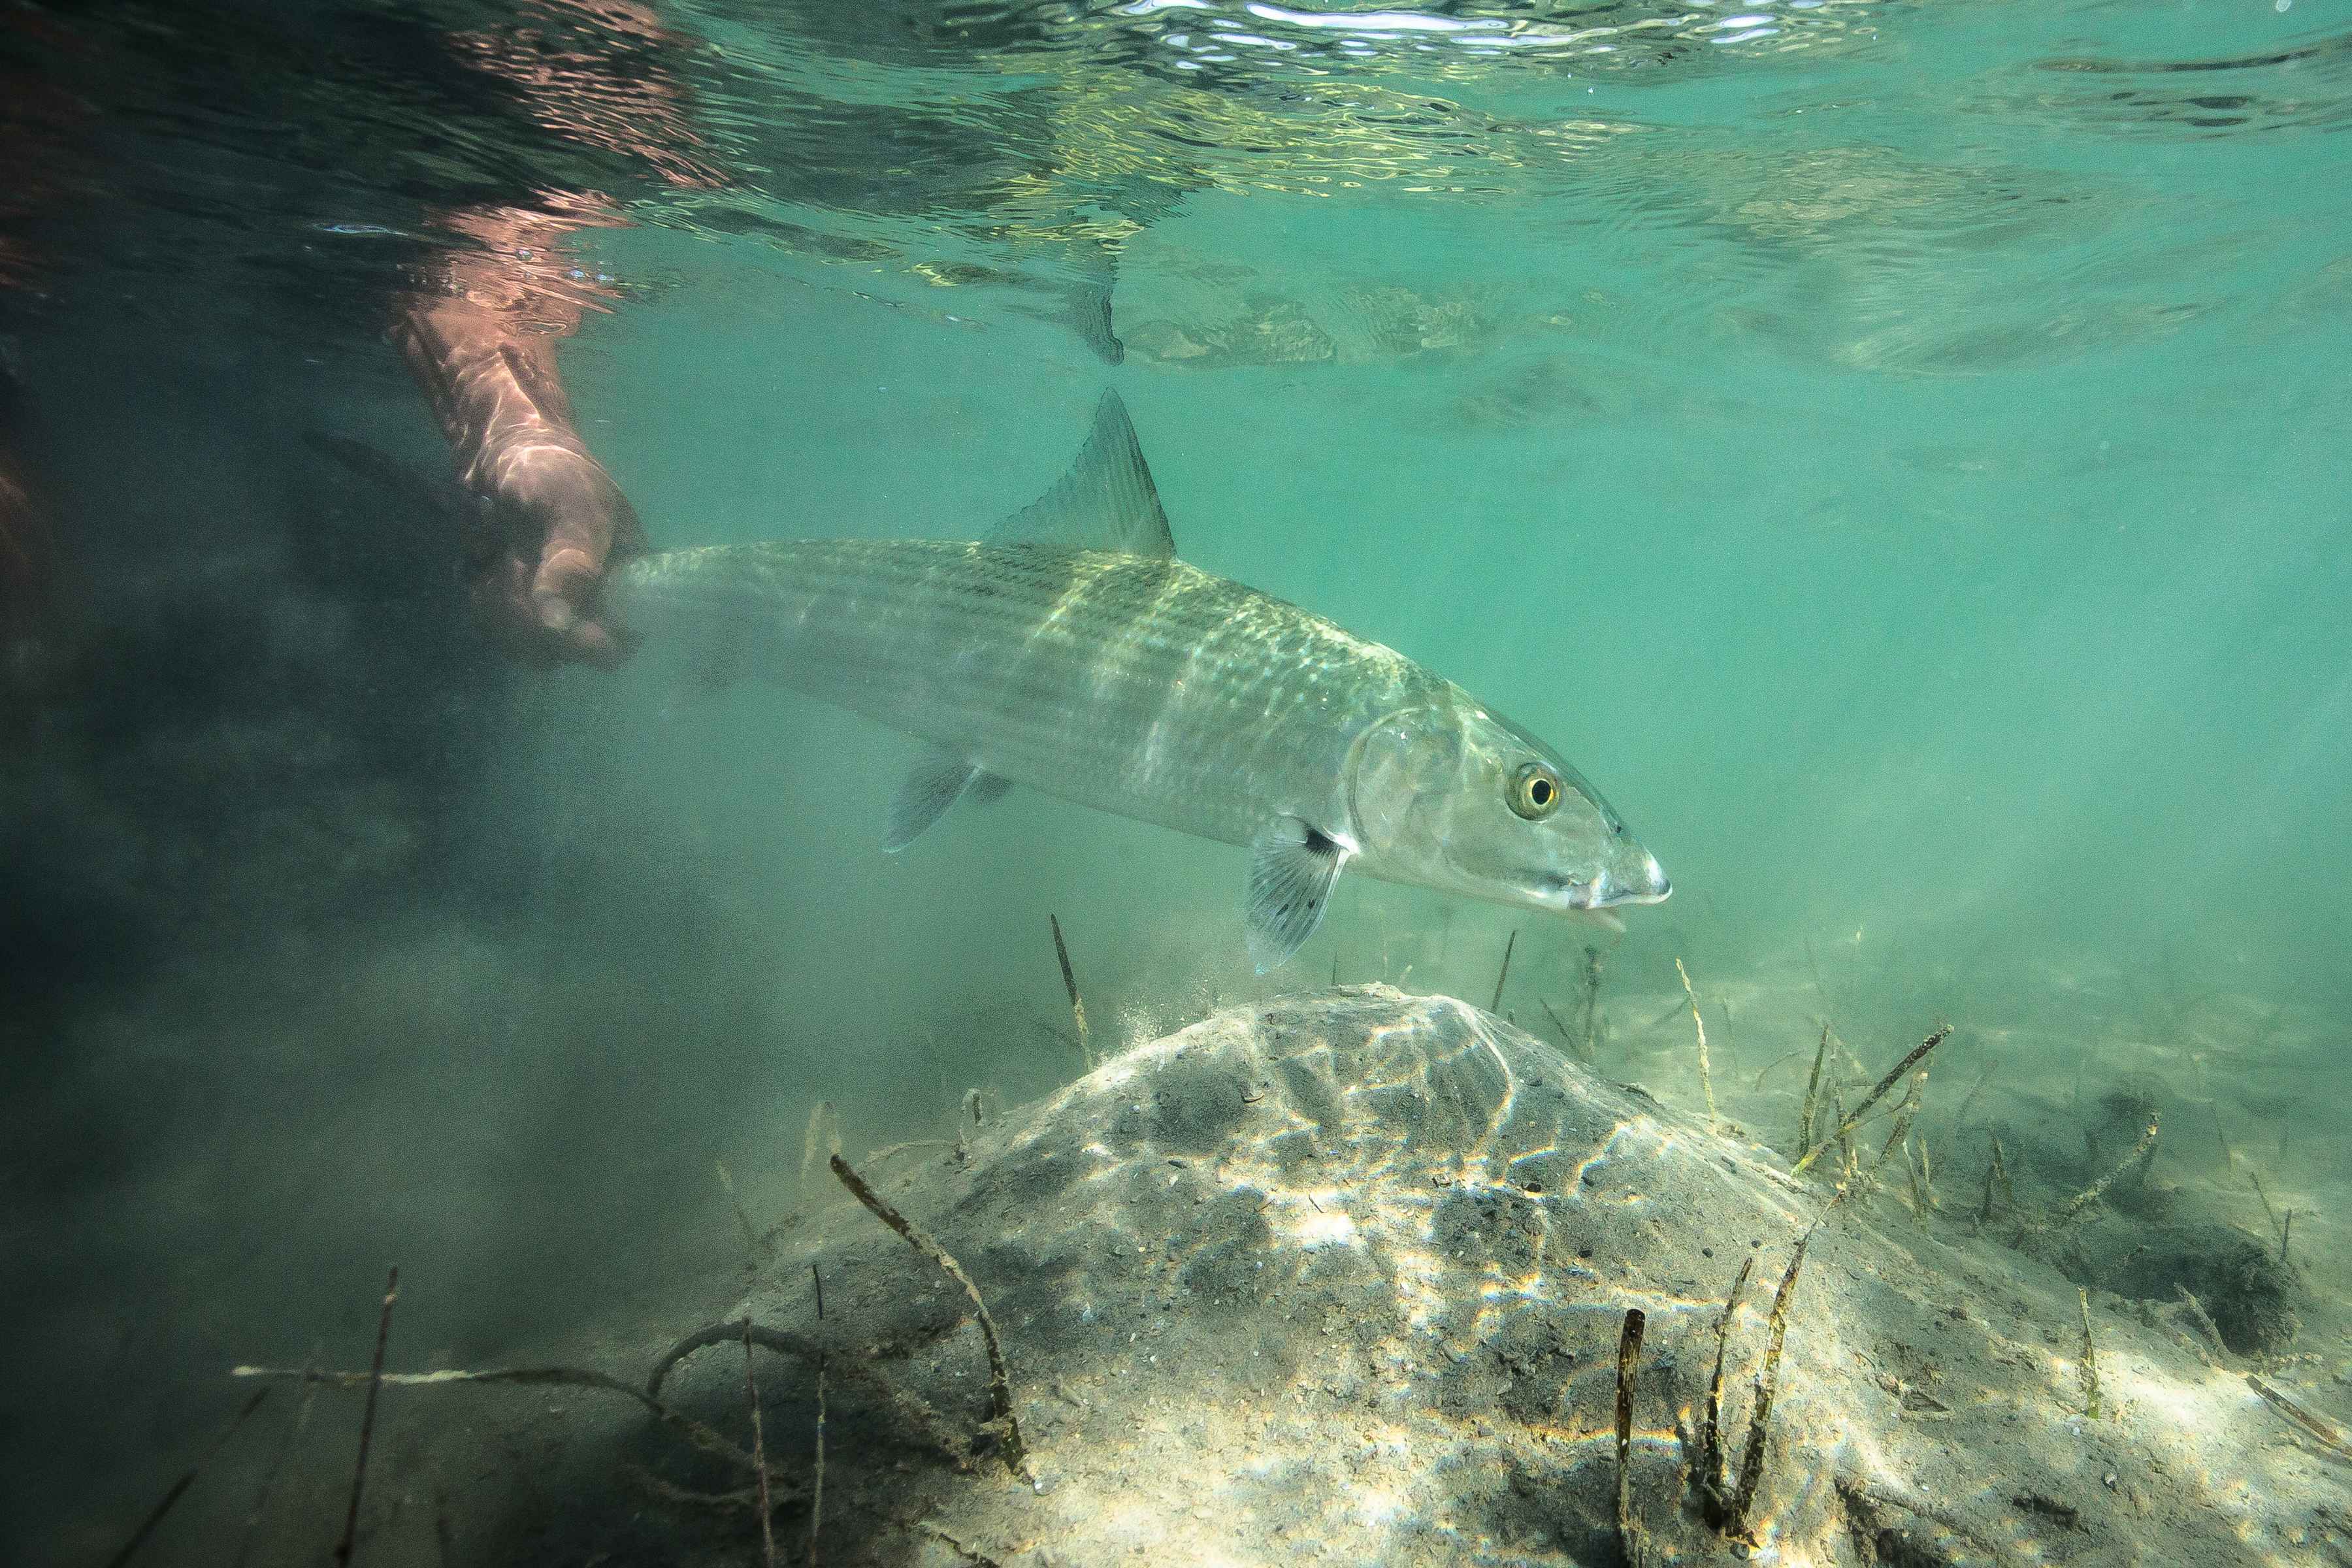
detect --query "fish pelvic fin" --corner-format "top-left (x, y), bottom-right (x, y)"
top-left (990, 391), bottom-right (1174, 559)
top-left (1247, 815), bottom-right (1354, 973)
top-left (885, 743), bottom-right (1013, 853)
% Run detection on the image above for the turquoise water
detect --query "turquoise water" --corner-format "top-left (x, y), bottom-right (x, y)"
top-left (1, 0), bottom-right (2346, 1558)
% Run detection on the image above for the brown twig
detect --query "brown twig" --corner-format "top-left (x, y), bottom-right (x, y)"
top-left (2076, 1288), bottom-right (2102, 1420)
top-left (2050, 1115), bottom-right (2159, 1233)
top-left (1730, 1228), bottom-right (1814, 1527)
top-left (643, 1319), bottom-right (970, 1471)
top-left (1697, 1256), bottom-right (1754, 1526)
top-left (2173, 1286), bottom-right (2228, 1361)
top-left (810, 1266), bottom-right (826, 1568)
top-left (332, 1267), bottom-right (398, 1567)
top-left (2247, 1373), bottom-right (2352, 1463)
top-left (1791, 1026), bottom-right (1949, 1177)
top-left (1539, 997), bottom-right (1582, 1058)
top-left (742, 1321), bottom-right (776, 1567)
top-left (1674, 958), bottom-right (1717, 1128)
top-left (829, 1154), bottom-right (1028, 1478)
top-left (1490, 930), bottom-right (1517, 1014)
top-left (1795, 1024), bottom-right (1831, 1164)
top-left (1614, 1307), bottom-right (1647, 1565)
top-left (1051, 914), bottom-right (1091, 1070)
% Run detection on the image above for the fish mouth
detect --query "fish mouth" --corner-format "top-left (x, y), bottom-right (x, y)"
top-left (1554, 856), bottom-right (1671, 910)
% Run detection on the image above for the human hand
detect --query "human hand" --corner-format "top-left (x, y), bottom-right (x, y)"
top-left (393, 293), bottom-right (645, 669)
top-left (467, 435), bottom-right (644, 668)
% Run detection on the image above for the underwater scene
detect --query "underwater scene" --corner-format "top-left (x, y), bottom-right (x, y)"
top-left (2, 0), bottom-right (2347, 1563)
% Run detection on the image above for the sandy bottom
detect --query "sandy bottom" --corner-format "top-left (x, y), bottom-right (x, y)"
top-left (195, 973), bottom-right (2351, 1567)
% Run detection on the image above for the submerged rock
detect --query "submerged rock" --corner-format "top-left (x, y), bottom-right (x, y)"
top-left (459, 987), bottom-right (2332, 1566)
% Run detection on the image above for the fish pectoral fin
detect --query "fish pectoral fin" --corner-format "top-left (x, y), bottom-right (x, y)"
top-left (885, 745), bottom-right (1011, 853)
top-left (1246, 816), bottom-right (1353, 973)
top-left (988, 390), bottom-right (1175, 559)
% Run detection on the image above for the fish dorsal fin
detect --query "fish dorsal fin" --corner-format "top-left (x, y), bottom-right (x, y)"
top-left (989, 390), bottom-right (1175, 557)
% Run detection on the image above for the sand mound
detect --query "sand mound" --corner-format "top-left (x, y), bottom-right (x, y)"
top-left (442, 987), bottom-right (2337, 1565)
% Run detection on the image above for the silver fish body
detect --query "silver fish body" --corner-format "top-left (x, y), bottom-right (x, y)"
top-left (617, 538), bottom-right (1447, 847)
top-left (608, 394), bottom-right (1668, 968)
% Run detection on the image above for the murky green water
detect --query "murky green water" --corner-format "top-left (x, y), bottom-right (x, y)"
top-left (2, 1), bottom-right (2345, 1559)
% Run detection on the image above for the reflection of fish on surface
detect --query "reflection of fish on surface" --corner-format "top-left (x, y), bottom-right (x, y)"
top-left (610, 392), bottom-right (1669, 970)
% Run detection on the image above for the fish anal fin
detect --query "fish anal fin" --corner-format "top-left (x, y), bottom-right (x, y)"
top-left (1246, 815), bottom-right (1353, 973)
top-left (886, 745), bottom-right (1011, 853)
top-left (988, 391), bottom-right (1174, 558)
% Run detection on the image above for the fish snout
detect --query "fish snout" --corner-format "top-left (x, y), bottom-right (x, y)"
top-left (1590, 852), bottom-right (1671, 909)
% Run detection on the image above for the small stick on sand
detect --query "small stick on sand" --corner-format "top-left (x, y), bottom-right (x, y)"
top-left (1730, 1228), bottom-right (1815, 1529)
top-left (829, 1154), bottom-right (1028, 1478)
top-left (2076, 1288), bottom-right (2102, 1420)
top-left (1861, 1073), bottom-right (1927, 1198)
top-left (742, 1322), bottom-right (777, 1568)
top-left (1489, 930), bottom-right (1517, 1015)
top-left (2280, 1209), bottom-right (2294, 1266)
top-left (1990, 1135), bottom-right (2017, 1214)
top-left (810, 1266), bottom-right (826, 1568)
top-left (1791, 1026), bottom-right (1950, 1178)
top-left (2247, 1373), bottom-right (2352, 1463)
top-left (1697, 1257), bottom-right (1754, 1524)
top-left (1614, 1307), bottom-right (1647, 1565)
top-left (1674, 958), bottom-right (1717, 1129)
top-left (1539, 997), bottom-right (1582, 1058)
top-left (1973, 1152), bottom-right (2000, 1234)
top-left (810, 1362), bottom-right (827, 1567)
top-left (103, 1386), bottom-right (272, 1568)
top-left (333, 1266), bottom-right (398, 1567)
top-left (1795, 1024), bottom-right (1831, 1164)
top-left (2051, 1115), bottom-right (2159, 1233)
top-left (2173, 1286), bottom-right (2229, 1361)
top-left (1050, 915), bottom-right (1092, 1070)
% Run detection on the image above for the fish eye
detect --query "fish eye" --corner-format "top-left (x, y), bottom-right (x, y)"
top-left (1509, 761), bottom-right (1563, 821)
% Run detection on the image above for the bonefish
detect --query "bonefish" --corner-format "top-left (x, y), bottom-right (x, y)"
top-left (609, 393), bottom-right (1669, 970)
